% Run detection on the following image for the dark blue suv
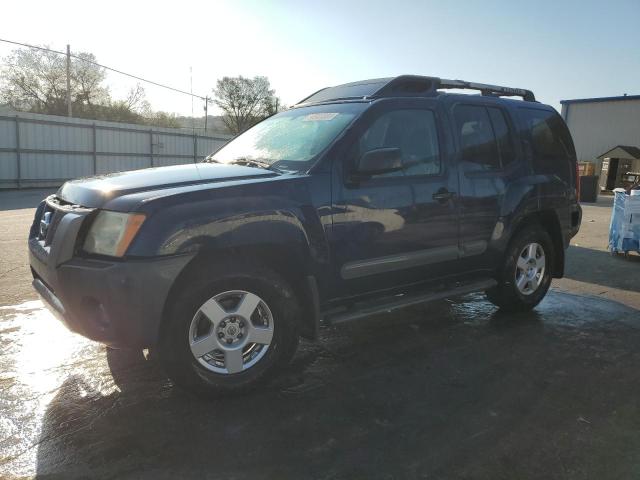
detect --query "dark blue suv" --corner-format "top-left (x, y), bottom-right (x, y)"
top-left (29, 75), bottom-right (582, 396)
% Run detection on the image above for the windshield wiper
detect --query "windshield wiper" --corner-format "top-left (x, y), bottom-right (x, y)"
top-left (228, 158), bottom-right (283, 173)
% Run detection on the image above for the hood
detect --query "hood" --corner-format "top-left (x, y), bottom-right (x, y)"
top-left (57, 163), bottom-right (277, 209)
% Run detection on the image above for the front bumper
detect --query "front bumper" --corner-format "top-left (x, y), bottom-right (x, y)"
top-left (28, 197), bottom-right (193, 348)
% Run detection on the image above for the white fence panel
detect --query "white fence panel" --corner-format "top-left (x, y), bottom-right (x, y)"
top-left (155, 133), bottom-right (194, 156)
top-left (20, 153), bottom-right (94, 180)
top-left (197, 137), bottom-right (228, 157)
top-left (0, 152), bottom-right (17, 180)
top-left (0, 110), bottom-right (233, 188)
top-left (98, 128), bottom-right (150, 154)
top-left (21, 122), bottom-right (92, 152)
top-left (96, 155), bottom-right (151, 174)
top-left (0, 118), bottom-right (17, 149)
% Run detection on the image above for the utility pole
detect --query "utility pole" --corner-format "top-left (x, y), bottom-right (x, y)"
top-left (190, 67), bottom-right (194, 134)
top-left (66, 44), bottom-right (72, 117)
top-left (204, 96), bottom-right (209, 134)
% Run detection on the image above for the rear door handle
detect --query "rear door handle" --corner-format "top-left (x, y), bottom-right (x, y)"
top-left (432, 189), bottom-right (455, 202)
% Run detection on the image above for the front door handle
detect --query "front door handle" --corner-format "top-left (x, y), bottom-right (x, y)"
top-left (432, 189), bottom-right (455, 203)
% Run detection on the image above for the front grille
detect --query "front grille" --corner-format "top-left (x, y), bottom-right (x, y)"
top-left (31, 195), bottom-right (93, 250)
top-left (44, 209), bottom-right (64, 246)
top-left (35, 202), bottom-right (65, 246)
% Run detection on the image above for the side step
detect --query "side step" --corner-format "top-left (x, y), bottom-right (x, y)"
top-left (324, 278), bottom-right (497, 325)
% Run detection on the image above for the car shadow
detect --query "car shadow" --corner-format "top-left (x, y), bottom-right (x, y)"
top-left (34, 291), bottom-right (640, 479)
top-left (580, 197), bottom-right (614, 208)
top-left (564, 245), bottom-right (640, 293)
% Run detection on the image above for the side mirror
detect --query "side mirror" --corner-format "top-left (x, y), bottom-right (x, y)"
top-left (355, 148), bottom-right (403, 176)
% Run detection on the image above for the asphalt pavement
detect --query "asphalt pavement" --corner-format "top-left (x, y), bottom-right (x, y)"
top-left (1, 190), bottom-right (639, 479)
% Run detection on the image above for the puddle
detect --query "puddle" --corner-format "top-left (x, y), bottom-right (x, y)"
top-left (0, 301), bottom-right (111, 477)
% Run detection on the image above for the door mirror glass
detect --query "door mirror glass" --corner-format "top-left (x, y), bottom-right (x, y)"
top-left (356, 147), bottom-right (403, 175)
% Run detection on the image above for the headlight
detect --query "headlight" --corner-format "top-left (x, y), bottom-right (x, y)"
top-left (83, 211), bottom-right (146, 257)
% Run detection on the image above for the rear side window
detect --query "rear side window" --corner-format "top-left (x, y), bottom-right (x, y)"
top-left (454, 105), bottom-right (515, 170)
top-left (519, 108), bottom-right (575, 181)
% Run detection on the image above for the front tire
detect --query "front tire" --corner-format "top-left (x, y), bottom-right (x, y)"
top-left (486, 225), bottom-right (554, 312)
top-left (159, 265), bottom-right (299, 397)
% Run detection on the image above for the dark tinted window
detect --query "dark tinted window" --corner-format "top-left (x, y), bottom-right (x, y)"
top-left (487, 107), bottom-right (515, 166)
top-left (454, 105), bottom-right (500, 170)
top-left (520, 108), bottom-right (573, 158)
top-left (519, 108), bottom-right (575, 181)
top-left (357, 109), bottom-right (440, 177)
top-left (303, 79), bottom-right (389, 104)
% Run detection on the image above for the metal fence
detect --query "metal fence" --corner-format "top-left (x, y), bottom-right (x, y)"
top-left (0, 110), bottom-right (233, 188)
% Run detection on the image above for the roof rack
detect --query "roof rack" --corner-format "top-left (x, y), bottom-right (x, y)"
top-left (437, 78), bottom-right (536, 102)
top-left (296, 75), bottom-right (536, 105)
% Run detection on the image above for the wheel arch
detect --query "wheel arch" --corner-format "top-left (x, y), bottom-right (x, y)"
top-left (160, 244), bottom-right (320, 344)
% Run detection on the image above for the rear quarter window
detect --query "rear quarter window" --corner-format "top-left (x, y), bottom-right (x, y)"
top-left (519, 108), bottom-right (575, 182)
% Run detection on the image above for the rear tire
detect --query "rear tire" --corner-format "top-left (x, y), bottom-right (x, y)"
top-left (159, 264), bottom-right (299, 398)
top-left (486, 224), bottom-right (554, 312)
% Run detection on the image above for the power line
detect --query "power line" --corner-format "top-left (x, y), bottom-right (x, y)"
top-left (0, 37), bottom-right (208, 101)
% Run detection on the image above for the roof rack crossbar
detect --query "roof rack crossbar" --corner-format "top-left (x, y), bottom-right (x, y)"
top-left (438, 78), bottom-right (536, 102)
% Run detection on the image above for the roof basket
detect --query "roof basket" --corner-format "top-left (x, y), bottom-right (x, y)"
top-left (297, 75), bottom-right (536, 105)
top-left (373, 75), bottom-right (535, 102)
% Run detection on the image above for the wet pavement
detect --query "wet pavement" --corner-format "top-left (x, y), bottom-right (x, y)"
top-left (2, 190), bottom-right (640, 479)
top-left (2, 290), bottom-right (640, 479)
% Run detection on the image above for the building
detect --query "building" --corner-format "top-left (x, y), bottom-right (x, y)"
top-left (560, 95), bottom-right (640, 190)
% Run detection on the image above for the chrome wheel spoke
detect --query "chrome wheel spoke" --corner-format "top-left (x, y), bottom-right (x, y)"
top-left (527, 243), bottom-right (538, 260)
top-left (531, 274), bottom-right (541, 289)
top-left (517, 256), bottom-right (529, 270)
top-left (198, 297), bottom-right (227, 325)
top-left (536, 254), bottom-right (546, 269)
top-left (516, 273), bottom-right (529, 291)
top-left (190, 333), bottom-right (220, 358)
top-left (235, 292), bottom-right (261, 319)
top-left (224, 348), bottom-right (244, 374)
top-left (248, 325), bottom-right (273, 345)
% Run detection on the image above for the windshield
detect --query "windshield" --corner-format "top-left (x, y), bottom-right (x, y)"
top-left (209, 103), bottom-right (366, 172)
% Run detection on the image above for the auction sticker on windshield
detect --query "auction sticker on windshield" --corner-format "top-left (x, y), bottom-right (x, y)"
top-left (302, 112), bottom-right (339, 121)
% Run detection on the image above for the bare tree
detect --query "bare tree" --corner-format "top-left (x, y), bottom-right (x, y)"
top-left (212, 76), bottom-right (279, 135)
top-left (124, 83), bottom-right (151, 114)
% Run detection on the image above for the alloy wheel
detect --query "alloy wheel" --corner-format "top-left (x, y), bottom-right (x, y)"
top-left (188, 290), bottom-right (274, 374)
top-left (515, 242), bottom-right (546, 296)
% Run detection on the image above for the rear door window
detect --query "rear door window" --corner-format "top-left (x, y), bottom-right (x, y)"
top-left (487, 107), bottom-right (516, 167)
top-left (454, 104), bottom-right (516, 171)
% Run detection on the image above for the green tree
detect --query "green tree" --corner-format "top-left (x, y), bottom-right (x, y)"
top-left (0, 47), bottom-right (109, 116)
top-left (0, 47), bottom-right (181, 129)
top-left (212, 76), bottom-right (280, 135)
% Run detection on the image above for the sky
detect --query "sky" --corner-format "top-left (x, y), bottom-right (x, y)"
top-left (1, 0), bottom-right (638, 116)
